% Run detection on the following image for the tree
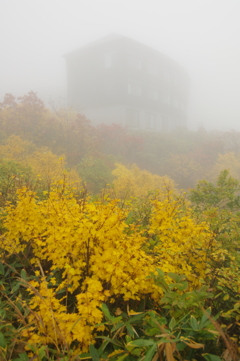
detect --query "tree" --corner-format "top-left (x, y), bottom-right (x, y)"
top-left (112, 163), bottom-right (174, 199)
top-left (210, 152), bottom-right (240, 181)
top-left (189, 171), bottom-right (240, 328)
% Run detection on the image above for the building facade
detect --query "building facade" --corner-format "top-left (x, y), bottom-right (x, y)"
top-left (65, 34), bottom-right (189, 131)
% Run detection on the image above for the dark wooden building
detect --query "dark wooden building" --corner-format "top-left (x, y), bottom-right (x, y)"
top-left (65, 34), bottom-right (189, 131)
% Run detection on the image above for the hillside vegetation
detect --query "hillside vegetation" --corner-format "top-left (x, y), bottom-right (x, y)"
top-left (0, 92), bottom-right (239, 360)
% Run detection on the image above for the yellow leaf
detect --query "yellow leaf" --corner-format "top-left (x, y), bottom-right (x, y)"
top-left (115, 308), bottom-right (122, 316)
top-left (183, 341), bottom-right (204, 349)
top-left (223, 294), bottom-right (230, 301)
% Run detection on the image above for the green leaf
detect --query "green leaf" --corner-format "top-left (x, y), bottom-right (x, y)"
top-left (0, 332), bottom-right (6, 348)
top-left (167, 272), bottom-right (186, 283)
top-left (202, 353), bottom-right (222, 361)
top-left (13, 352), bottom-right (29, 361)
top-left (20, 269), bottom-right (27, 281)
top-left (189, 315), bottom-right (199, 331)
top-left (0, 263), bottom-right (5, 275)
top-left (126, 322), bottom-right (135, 337)
top-left (115, 353), bottom-right (129, 361)
top-left (146, 327), bottom-right (160, 336)
top-left (38, 346), bottom-right (46, 360)
top-left (89, 344), bottom-right (100, 361)
top-left (20, 353), bottom-right (29, 360)
top-left (101, 303), bottom-right (112, 321)
top-left (167, 272), bottom-right (179, 281)
top-left (176, 342), bottom-right (187, 351)
top-left (0, 309), bottom-right (6, 319)
top-left (110, 316), bottom-right (123, 325)
top-left (78, 353), bottom-right (91, 360)
top-left (128, 339), bottom-right (155, 347)
top-left (97, 340), bottom-right (109, 357)
top-left (128, 313), bottom-right (145, 323)
top-left (169, 281), bottom-right (188, 290)
top-left (125, 335), bottom-right (131, 343)
top-left (143, 343), bottom-right (157, 361)
top-left (156, 268), bottom-right (165, 278)
top-left (11, 282), bottom-right (20, 293)
top-left (177, 281), bottom-right (188, 291)
top-left (200, 308), bottom-right (211, 328)
top-left (169, 317), bottom-right (176, 331)
top-left (96, 336), bottom-right (122, 347)
top-left (55, 288), bottom-right (66, 295)
top-left (131, 348), bottom-right (142, 356)
top-left (111, 321), bottom-right (125, 332)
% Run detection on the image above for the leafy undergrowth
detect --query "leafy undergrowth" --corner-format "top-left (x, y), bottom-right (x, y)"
top-left (0, 172), bottom-right (239, 360)
top-left (0, 92), bottom-right (239, 360)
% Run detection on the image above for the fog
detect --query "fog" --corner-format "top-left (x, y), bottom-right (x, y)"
top-left (1, 0), bottom-right (240, 130)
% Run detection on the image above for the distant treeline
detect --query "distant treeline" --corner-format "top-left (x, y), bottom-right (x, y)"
top-left (1, 91), bottom-right (240, 191)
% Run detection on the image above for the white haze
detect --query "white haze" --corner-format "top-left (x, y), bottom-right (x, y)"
top-left (0, 0), bottom-right (240, 130)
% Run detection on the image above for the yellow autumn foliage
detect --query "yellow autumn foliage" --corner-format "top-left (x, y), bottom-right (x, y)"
top-left (112, 163), bottom-right (174, 199)
top-left (149, 194), bottom-right (214, 287)
top-left (210, 152), bottom-right (240, 181)
top-left (1, 183), bottom-right (213, 352)
top-left (0, 135), bottom-right (82, 189)
top-left (26, 148), bottom-right (81, 189)
top-left (0, 135), bottom-right (35, 162)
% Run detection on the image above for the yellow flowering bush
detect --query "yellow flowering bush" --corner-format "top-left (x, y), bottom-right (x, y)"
top-left (0, 135), bottom-right (82, 193)
top-left (26, 149), bottom-right (81, 190)
top-left (0, 135), bottom-right (35, 162)
top-left (2, 185), bottom-right (157, 351)
top-left (1, 184), bottom-right (213, 352)
top-left (112, 163), bottom-right (174, 199)
top-left (148, 194), bottom-right (214, 287)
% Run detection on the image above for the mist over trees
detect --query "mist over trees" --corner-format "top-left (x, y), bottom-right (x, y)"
top-left (1, 91), bottom-right (239, 191)
top-left (1, 0), bottom-right (240, 358)
top-left (0, 92), bottom-right (240, 352)
top-left (0, 93), bottom-right (239, 359)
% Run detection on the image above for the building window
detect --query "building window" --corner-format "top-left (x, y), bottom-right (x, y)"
top-left (128, 83), bottom-right (142, 96)
top-left (145, 112), bottom-right (156, 129)
top-left (148, 89), bottom-right (158, 101)
top-left (104, 53), bottom-right (112, 68)
top-left (125, 108), bottom-right (139, 128)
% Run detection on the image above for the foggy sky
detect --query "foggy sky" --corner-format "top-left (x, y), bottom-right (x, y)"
top-left (1, 0), bottom-right (240, 130)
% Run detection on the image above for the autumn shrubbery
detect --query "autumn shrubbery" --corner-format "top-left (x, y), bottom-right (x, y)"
top-left (0, 175), bottom-right (239, 360)
top-left (1, 90), bottom-right (240, 191)
top-left (0, 92), bottom-right (239, 360)
top-left (0, 181), bottom-right (212, 357)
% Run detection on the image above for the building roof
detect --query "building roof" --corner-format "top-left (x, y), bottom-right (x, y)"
top-left (64, 33), bottom-right (188, 77)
